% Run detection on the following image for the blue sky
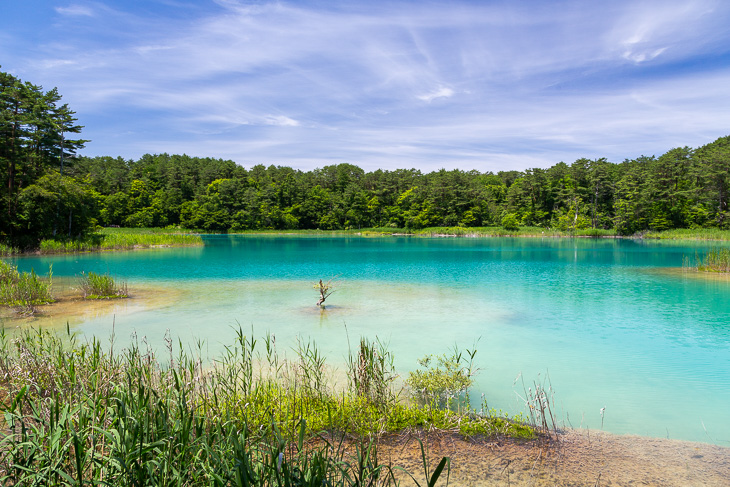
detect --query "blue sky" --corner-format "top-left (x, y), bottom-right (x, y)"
top-left (2, 0), bottom-right (729, 172)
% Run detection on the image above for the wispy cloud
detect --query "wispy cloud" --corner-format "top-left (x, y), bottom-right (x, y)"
top-left (2, 0), bottom-right (729, 172)
top-left (55, 4), bottom-right (95, 17)
top-left (418, 87), bottom-right (455, 102)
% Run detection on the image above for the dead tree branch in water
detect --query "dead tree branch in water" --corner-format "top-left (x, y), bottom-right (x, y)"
top-left (314, 277), bottom-right (337, 307)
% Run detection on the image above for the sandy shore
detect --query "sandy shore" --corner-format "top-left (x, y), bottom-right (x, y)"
top-left (367, 428), bottom-right (729, 486)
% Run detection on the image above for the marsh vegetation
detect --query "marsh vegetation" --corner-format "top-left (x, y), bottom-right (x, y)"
top-left (684, 248), bottom-right (730, 273)
top-left (0, 261), bottom-right (54, 315)
top-left (78, 271), bottom-right (128, 299)
top-left (0, 327), bottom-right (538, 486)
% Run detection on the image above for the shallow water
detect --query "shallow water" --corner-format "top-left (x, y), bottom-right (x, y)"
top-left (3, 236), bottom-right (730, 445)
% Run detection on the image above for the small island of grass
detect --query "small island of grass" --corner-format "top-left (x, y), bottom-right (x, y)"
top-left (78, 271), bottom-right (128, 299)
top-left (0, 261), bottom-right (54, 315)
top-left (0, 261), bottom-right (131, 316)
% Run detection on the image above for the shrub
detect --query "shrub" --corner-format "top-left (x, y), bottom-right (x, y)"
top-left (501, 213), bottom-right (520, 232)
top-left (407, 346), bottom-right (477, 410)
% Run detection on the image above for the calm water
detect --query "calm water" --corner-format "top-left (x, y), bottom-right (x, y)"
top-left (5, 236), bottom-right (730, 444)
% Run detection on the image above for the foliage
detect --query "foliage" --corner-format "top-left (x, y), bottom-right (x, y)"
top-left (77, 271), bottom-right (128, 299)
top-left (0, 243), bottom-right (16, 257)
top-left (347, 338), bottom-right (398, 407)
top-left (6, 69), bottom-right (730, 247)
top-left (0, 261), bottom-right (54, 313)
top-left (407, 346), bottom-right (477, 410)
top-left (51, 136), bottom-right (730, 236)
top-left (0, 328), bottom-right (536, 486)
top-left (1, 68), bottom-right (89, 250)
top-left (643, 228), bottom-right (730, 241)
top-left (501, 213), bottom-right (520, 232)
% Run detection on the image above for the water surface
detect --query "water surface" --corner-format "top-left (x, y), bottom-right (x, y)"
top-left (5, 236), bottom-right (730, 444)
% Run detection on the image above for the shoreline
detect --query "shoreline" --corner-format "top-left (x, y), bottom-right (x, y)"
top-left (378, 427), bottom-right (729, 486)
top-left (5, 227), bottom-right (730, 257)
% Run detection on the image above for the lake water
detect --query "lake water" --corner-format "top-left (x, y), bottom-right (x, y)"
top-left (4, 236), bottom-right (730, 445)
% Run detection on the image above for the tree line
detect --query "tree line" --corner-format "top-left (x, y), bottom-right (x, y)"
top-left (70, 142), bottom-right (730, 236)
top-left (2, 68), bottom-right (730, 249)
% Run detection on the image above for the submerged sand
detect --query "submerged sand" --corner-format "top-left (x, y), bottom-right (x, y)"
top-left (0, 279), bottom-right (183, 330)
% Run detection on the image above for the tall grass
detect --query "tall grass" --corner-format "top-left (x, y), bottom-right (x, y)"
top-left (39, 228), bottom-right (204, 254)
top-left (0, 327), bottom-right (536, 486)
top-left (685, 248), bottom-right (730, 272)
top-left (78, 271), bottom-right (128, 299)
top-left (0, 243), bottom-right (17, 257)
top-left (368, 226), bottom-right (618, 237)
top-left (0, 261), bottom-right (54, 314)
top-left (643, 228), bottom-right (730, 241)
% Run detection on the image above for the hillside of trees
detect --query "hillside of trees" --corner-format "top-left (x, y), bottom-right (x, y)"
top-left (69, 140), bottom-right (730, 236)
top-left (2, 69), bottom-right (730, 249)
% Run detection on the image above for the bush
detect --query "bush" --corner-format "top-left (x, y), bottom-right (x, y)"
top-left (501, 214), bottom-right (520, 232)
top-left (407, 346), bottom-right (477, 410)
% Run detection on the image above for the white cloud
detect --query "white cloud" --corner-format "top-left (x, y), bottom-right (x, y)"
top-left (5, 0), bottom-right (729, 172)
top-left (623, 47), bottom-right (667, 64)
top-left (417, 87), bottom-right (455, 102)
top-left (265, 115), bottom-right (300, 127)
top-left (55, 5), bottom-right (95, 17)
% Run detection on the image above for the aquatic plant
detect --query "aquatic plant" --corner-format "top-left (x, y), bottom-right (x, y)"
top-left (0, 261), bottom-right (54, 314)
top-left (39, 227), bottom-right (203, 254)
top-left (644, 228), bottom-right (730, 241)
top-left (78, 271), bottom-right (128, 299)
top-left (0, 327), bottom-right (536, 485)
top-left (693, 248), bottom-right (730, 272)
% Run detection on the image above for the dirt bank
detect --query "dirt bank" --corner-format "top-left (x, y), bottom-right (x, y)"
top-left (371, 428), bottom-right (729, 486)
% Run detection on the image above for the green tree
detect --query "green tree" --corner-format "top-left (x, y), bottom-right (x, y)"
top-left (1, 68), bottom-right (87, 247)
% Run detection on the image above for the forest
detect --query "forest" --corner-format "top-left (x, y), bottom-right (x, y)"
top-left (2, 69), bottom-right (730, 249)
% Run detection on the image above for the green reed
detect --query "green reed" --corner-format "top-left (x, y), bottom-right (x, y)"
top-left (644, 228), bottom-right (730, 241)
top-left (692, 248), bottom-right (730, 272)
top-left (39, 228), bottom-right (203, 254)
top-left (78, 271), bottom-right (128, 299)
top-left (0, 327), bottom-right (536, 486)
top-left (0, 261), bottom-right (54, 314)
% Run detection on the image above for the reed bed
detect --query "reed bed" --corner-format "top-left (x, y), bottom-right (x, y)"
top-left (644, 228), bottom-right (730, 241)
top-left (0, 327), bottom-right (536, 486)
top-left (39, 228), bottom-right (203, 254)
top-left (684, 248), bottom-right (730, 273)
top-left (406, 226), bottom-right (616, 237)
top-left (0, 261), bottom-right (54, 314)
top-left (78, 272), bottom-right (128, 299)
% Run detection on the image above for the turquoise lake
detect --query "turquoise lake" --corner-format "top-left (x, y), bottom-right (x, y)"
top-left (4, 236), bottom-right (730, 445)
